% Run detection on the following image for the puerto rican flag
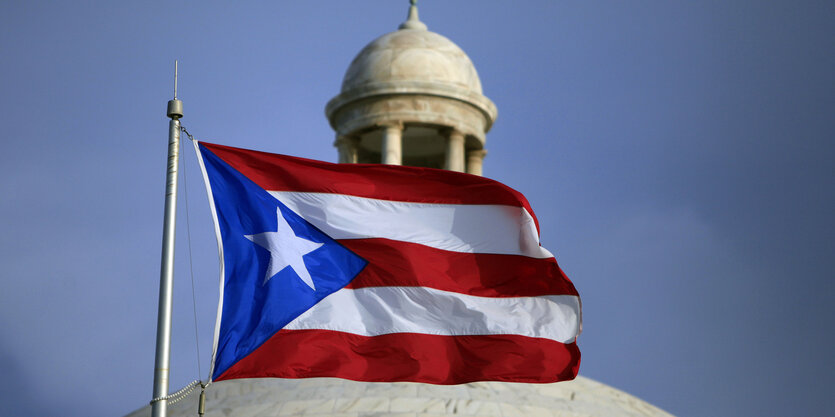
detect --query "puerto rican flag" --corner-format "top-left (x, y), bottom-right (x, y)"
top-left (195, 141), bottom-right (581, 384)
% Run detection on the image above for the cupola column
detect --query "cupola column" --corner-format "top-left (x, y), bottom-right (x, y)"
top-left (443, 129), bottom-right (466, 172)
top-left (334, 135), bottom-right (359, 163)
top-left (381, 123), bottom-right (403, 165)
top-left (466, 149), bottom-right (487, 176)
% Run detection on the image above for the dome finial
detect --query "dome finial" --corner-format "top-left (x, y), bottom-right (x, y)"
top-left (399, 0), bottom-right (427, 30)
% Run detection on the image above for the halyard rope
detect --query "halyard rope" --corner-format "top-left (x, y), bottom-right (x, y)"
top-left (179, 124), bottom-right (203, 379)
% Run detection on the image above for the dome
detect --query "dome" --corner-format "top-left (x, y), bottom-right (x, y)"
top-left (127, 376), bottom-right (674, 417)
top-left (325, 4), bottom-right (497, 139)
top-left (340, 28), bottom-right (484, 96)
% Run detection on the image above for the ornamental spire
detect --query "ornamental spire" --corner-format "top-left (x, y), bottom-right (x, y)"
top-left (399, 0), bottom-right (427, 30)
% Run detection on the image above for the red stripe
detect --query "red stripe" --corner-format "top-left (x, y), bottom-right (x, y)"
top-left (340, 238), bottom-right (578, 297)
top-left (200, 142), bottom-right (539, 233)
top-left (215, 329), bottom-right (580, 384)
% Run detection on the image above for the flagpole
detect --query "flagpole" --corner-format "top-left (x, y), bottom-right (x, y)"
top-left (152, 60), bottom-right (183, 417)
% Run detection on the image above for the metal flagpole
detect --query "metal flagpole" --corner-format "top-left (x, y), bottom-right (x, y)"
top-left (152, 60), bottom-right (183, 417)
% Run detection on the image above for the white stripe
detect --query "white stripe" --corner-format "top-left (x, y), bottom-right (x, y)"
top-left (193, 140), bottom-right (226, 382)
top-left (269, 191), bottom-right (554, 259)
top-left (284, 287), bottom-right (580, 343)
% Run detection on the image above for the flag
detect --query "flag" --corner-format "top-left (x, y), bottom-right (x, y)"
top-left (195, 140), bottom-right (581, 385)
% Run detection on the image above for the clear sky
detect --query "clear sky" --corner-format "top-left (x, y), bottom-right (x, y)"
top-left (1, 1), bottom-right (833, 416)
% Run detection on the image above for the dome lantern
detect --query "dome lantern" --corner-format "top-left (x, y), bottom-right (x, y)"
top-left (325, 0), bottom-right (497, 175)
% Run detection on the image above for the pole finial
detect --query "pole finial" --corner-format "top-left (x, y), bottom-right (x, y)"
top-left (399, 0), bottom-right (427, 30)
top-left (167, 60), bottom-right (183, 119)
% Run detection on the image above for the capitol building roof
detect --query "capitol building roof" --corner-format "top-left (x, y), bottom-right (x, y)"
top-left (127, 376), bottom-right (673, 417)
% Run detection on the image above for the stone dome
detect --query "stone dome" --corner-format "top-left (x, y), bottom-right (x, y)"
top-left (340, 28), bottom-right (484, 96)
top-left (127, 376), bottom-right (674, 417)
top-left (325, 4), bottom-right (497, 140)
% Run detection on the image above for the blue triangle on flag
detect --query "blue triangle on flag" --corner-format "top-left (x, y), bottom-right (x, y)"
top-left (199, 144), bottom-right (367, 380)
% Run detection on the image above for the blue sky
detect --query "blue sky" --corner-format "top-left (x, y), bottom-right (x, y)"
top-left (1, 1), bottom-right (833, 416)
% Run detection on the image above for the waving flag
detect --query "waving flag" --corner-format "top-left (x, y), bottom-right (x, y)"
top-left (195, 141), bottom-right (581, 384)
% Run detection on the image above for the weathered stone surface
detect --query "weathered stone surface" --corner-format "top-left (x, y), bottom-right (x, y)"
top-left (330, 94), bottom-right (489, 143)
top-left (341, 29), bottom-right (483, 95)
top-left (126, 376), bottom-right (674, 417)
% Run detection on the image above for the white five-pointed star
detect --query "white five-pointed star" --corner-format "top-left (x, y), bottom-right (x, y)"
top-left (244, 207), bottom-right (324, 290)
